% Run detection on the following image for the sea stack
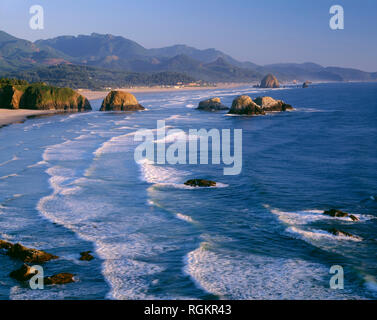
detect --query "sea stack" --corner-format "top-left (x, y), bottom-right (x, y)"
top-left (253, 96), bottom-right (293, 112)
top-left (0, 81), bottom-right (91, 111)
top-left (228, 95), bottom-right (265, 115)
top-left (259, 74), bottom-right (280, 88)
top-left (100, 90), bottom-right (144, 111)
top-left (197, 97), bottom-right (228, 111)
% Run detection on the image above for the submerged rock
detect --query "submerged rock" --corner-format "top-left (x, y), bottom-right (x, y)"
top-left (9, 264), bottom-right (38, 282)
top-left (323, 209), bottom-right (359, 221)
top-left (259, 74), bottom-right (280, 88)
top-left (79, 251), bottom-right (94, 261)
top-left (228, 95), bottom-right (265, 115)
top-left (253, 96), bottom-right (293, 112)
top-left (184, 179), bottom-right (216, 187)
top-left (44, 273), bottom-right (75, 285)
top-left (327, 228), bottom-right (359, 239)
top-left (197, 97), bottom-right (228, 111)
top-left (100, 90), bottom-right (144, 111)
top-left (3, 241), bottom-right (58, 263)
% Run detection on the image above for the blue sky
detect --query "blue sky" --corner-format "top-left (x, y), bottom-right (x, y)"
top-left (0, 0), bottom-right (376, 71)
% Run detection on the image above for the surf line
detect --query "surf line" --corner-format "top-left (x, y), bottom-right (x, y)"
top-left (134, 120), bottom-right (242, 175)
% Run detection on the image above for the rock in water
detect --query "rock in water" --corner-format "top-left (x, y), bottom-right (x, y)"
top-left (197, 97), bottom-right (229, 111)
top-left (184, 179), bottom-right (216, 187)
top-left (259, 74), bottom-right (280, 88)
top-left (79, 251), bottom-right (94, 261)
top-left (323, 209), bottom-right (359, 221)
top-left (44, 273), bottom-right (75, 285)
top-left (302, 81), bottom-right (311, 88)
top-left (0, 82), bottom-right (91, 111)
top-left (6, 243), bottom-right (58, 263)
top-left (228, 95), bottom-right (265, 115)
top-left (100, 90), bottom-right (145, 111)
top-left (253, 96), bottom-right (293, 112)
top-left (327, 228), bottom-right (360, 239)
top-left (9, 264), bottom-right (38, 282)
top-left (0, 239), bottom-right (13, 250)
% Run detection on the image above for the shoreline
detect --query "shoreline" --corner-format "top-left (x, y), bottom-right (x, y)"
top-left (78, 83), bottom-right (249, 100)
top-left (0, 109), bottom-right (58, 128)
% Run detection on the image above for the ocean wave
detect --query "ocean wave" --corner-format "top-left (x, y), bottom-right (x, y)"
top-left (265, 205), bottom-right (371, 224)
top-left (286, 226), bottom-right (362, 242)
top-left (0, 155), bottom-right (19, 167)
top-left (0, 173), bottom-right (18, 180)
top-left (183, 242), bottom-right (361, 299)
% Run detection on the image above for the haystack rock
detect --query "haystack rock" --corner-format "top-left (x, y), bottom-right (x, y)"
top-left (259, 74), bottom-right (280, 88)
top-left (253, 96), bottom-right (293, 112)
top-left (228, 95), bottom-right (265, 115)
top-left (197, 97), bottom-right (228, 111)
top-left (100, 90), bottom-right (145, 111)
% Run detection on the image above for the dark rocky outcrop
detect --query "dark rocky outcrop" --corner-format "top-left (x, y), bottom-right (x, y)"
top-left (184, 179), bottom-right (216, 187)
top-left (323, 209), bottom-right (359, 221)
top-left (44, 273), bottom-right (75, 285)
top-left (327, 228), bottom-right (359, 239)
top-left (259, 74), bottom-right (280, 88)
top-left (197, 97), bottom-right (228, 111)
top-left (100, 90), bottom-right (144, 111)
top-left (0, 239), bottom-right (58, 263)
top-left (302, 81), bottom-right (312, 88)
top-left (79, 251), bottom-right (94, 261)
top-left (9, 264), bottom-right (38, 282)
top-left (228, 95), bottom-right (265, 115)
top-left (0, 82), bottom-right (91, 111)
top-left (253, 96), bottom-right (293, 112)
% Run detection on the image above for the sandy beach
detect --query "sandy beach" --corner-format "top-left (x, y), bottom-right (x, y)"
top-left (78, 83), bottom-right (248, 100)
top-left (0, 109), bottom-right (58, 128)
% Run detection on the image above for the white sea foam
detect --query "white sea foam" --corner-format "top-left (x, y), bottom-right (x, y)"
top-left (286, 226), bottom-right (362, 242)
top-left (0, 155), bottom-right (18, 167)
top-left (183, 242), bottom-right (361, 299)
top-left (0, 173), bottom-right (18, 180)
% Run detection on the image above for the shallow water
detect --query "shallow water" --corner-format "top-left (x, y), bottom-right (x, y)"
top-left (0, 82), bottom-right (376, 299)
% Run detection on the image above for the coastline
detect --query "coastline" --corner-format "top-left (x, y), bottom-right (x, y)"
top-left (0, 109), bottom-right (58, 128)
top-left (78, 82), bottom-right (249, 100)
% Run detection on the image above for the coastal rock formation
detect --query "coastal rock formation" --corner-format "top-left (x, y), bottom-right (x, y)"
top-left (0, 81), bottom-right (91, 111)
top-left (100, 90), bottom-right (145, 111)
top-left (323, 209), bottom-right (359, 221)
top-left (9, 264), bottom-right (38, 282)
top-left (259, 74), bottom-right (280, 88)
top-left (328, 228), bottom-right (360, 239)
top-left (253, 96), bottom-right (293, 112)
top-left (0, 240), bottom-right (58, 263)
top-left (184, 179), bottom-right (216, 187)
top-left (197, 97), bottom-right (229, 111)
top-left (228, 95), bottom-right (265, 115)
top-left (44, 273), bottom-right (75, 285)
top-left (302, 81), bottom-right (312, 88)
top-left (79, 251), bottom-right (94, 261)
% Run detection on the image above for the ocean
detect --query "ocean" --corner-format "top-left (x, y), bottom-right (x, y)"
top-left (0, 82), bottom-right (376, 300)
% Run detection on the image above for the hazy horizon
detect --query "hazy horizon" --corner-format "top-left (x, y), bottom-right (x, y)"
top-left (1, 0), bottom-right (376, 72)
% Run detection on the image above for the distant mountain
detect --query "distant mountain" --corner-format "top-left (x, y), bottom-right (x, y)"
top-left (0, 31), bottom-right (69, 71)
top-left (1, 30), bottom-right (376, 86)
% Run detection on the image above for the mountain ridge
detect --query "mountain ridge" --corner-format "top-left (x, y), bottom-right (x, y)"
top-left (1, 30), bottom-right (376, 87)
